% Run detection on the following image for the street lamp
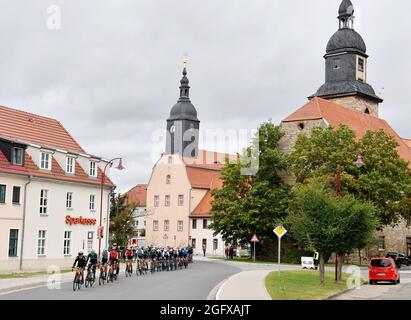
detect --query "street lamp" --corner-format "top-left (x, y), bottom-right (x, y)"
top-left (98, 157), bottom-right (124, 262)
top-left (334, 153), bottom-right (364, 280)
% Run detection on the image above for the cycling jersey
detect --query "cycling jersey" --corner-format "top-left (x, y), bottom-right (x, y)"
top-left (109, 250), bottom-right (119, 261)
top-left (87, 252), bottom-right (98, 265)
top-left (73, 256), bottom-right (87, 269)
top-left (125, 250), bottom-right (133, 259)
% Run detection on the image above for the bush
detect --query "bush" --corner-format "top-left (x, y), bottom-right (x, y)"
top-left (282, 249), bottom-right (313, 264)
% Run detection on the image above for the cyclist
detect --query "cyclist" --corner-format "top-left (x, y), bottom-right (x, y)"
top-left (72, 251), bottom-right (87, 284)
top-left (101, 248), bottom-right (109, 277)
top-left (86, 250), bottom-right (98, 279)
top-left (109, 245), bottom-right (120, 276)
top-left (125, 246), bottom-right (134, 273)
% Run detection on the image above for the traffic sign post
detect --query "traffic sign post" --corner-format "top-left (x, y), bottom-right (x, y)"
top-left (250, 234), bottom-right (259, 263)
top-left (273, 226), bottom-right (287, 273)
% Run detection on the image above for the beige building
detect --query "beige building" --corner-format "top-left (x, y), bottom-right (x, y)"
top-left (146, 151), bottom-right (226, 256)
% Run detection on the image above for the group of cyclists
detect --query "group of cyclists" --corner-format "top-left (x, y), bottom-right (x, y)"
top-left (71, 243), bottom-right (194, 291)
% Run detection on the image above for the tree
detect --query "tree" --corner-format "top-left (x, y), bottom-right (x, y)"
top-left (286, 182), bottom-right (377, 284)
top-left (288, 125), bottom-right (411, 227)
top-left (210, 121), bottom-right (290, 247)
top-left (109, 193), bottom-right (136, 246)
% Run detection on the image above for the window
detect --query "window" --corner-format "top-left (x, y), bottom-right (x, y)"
top-left (89, 194), bottom-right (96, 211)
top-left (66, 192), bottom-right (73, 209)
top-left (371, 259), bottom-right (392, 268)
top-left (213, 239), bottom-right (218, 251)
top-left (153, 220), bottom-right (159, 231)
top-left (40, 152), bottom-right (51, 170)
top-left (192, 219), bottom-right (197, 229)
top-left (165, 195), bottom-right (170, 207)
top-left (192, 238), bottom-right (196, 249)
top-left (89, 161), bottom-right (97, 177)
top-left (0, 185), bottom-right (6, 203)
top-left (154, 195), bottom-right (159, 207)
top-left (378, 236), bottom-right (385, 250)
top-left (364, 108), bottom-right (370, 114)
top-left (66, 157), bottom-right (75, 174)
top-left (37, 230), bottom-right (46, 255)
top-left (358, 57), bottom-right (365, 72)
top-left (63, 231), bottom-right (71, 255)
top-left (164, 220), bottom-right (170, 231)
top-left (12, 186), bottom-right (21, 204)
top-left (12, 147), bottom-right (23, 165)
top-left (168, 156), bottom-right (173, 164)
top-left (298, 122), bottom-right (305, 130)
top-left (166, 175), bottom-right (171, 184)
top-left (178, 194), bottom-right (184, 206)
top-left (8, 229), bottom-right (19, 257)
top-left (203, 219), bottom-right (208, 229)
top-left (177, 220), bottom-right (183, 232)
top-left (202, 239), bottom-right (207, 249)
top-left (39, 189), bottom-right (48, 215)
top-left (135, 220), bottom-right (139, 227)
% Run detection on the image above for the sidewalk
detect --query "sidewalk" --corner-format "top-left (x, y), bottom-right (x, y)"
top-left (216, 270), bottom-right (272, 300)
top-left (0, 272), bottom-right (74, 294)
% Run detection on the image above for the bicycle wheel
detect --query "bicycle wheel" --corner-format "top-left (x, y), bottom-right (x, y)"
top-left (85, 274), bottom-right (89, 288)
top-left (73, 274), bottom-right (78, 291)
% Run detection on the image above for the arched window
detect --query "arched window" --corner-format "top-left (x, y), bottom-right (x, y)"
top-left (166, 174), bottom-right (171, 184)
top-left (364, 108), bottom-right (370, 114)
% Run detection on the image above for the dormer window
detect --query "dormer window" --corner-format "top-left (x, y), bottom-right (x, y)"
top-left (89, 161), bottom-right (97, 177)
top-left (12, 147), bottom-right (24, 166)
top-left (66, 156), bottom-right (75, 174)
top-left (40, 152), bottom-right (51, 170)
top-left (166, 174), bottom-right (171, 184)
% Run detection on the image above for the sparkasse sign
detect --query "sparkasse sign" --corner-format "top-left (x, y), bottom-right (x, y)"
top-left (65, 215), bottom-right (97, 226)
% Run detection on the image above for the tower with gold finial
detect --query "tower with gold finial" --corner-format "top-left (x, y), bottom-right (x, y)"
top-left (165, 57), bottom-right (200, 158)
top-left (309, 0), bottom-right (383, 117)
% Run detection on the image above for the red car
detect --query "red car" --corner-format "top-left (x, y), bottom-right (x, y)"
top-left (369, 258), bottom-right (400, 285)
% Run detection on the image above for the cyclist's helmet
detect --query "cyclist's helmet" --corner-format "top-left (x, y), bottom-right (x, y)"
top-left (78, 251), bottom-right (84, 256)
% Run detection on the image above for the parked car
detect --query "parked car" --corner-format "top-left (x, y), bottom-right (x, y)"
top-left (386, 252), bottom-right (411, 268)
top-left (369, 258), bottom-right (400, 285)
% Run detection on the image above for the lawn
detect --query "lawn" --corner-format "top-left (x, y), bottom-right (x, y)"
top-left (0, 269), bottom-right (71, 279)
top-left (265, 270), bottom-right (352, 300)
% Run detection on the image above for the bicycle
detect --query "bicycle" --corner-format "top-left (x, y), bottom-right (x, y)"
top-left (72, 267), bottom-right (84, 291)
top-left (108, 261), bottom-right (118, 282)
top-left (99, 263), bottom-right (107, 285)
top-left (84, 264), bottom-right (96, 288)
top-left (125, 259), bottom-right (133, 277)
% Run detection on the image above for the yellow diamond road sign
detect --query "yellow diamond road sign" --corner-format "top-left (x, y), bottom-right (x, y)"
top-left (273, 226), bottom-right (287, 239)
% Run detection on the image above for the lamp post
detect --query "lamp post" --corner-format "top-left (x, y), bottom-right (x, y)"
top-left (334, 154), bottom-right (364, 280)
top-left (98, 158), bottom-right (124, 262)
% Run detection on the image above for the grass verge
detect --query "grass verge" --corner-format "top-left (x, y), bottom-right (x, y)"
top-left (0, 269), bottom-right (72, 279)
top-left (265, 270), bottom-right (354, 300)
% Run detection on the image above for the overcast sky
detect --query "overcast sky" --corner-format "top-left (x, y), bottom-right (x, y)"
top-left (0, 0), bottom-right (410, 193)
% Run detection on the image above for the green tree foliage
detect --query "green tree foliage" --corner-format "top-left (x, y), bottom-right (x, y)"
top-left (109, 193), bottom-right (136, 246)
top-left (286, 182), bottom-right (378, 284)
top-left (288, 125), bottom-right (411, 227)
top-left (210, 121), bottom-right (290, 245)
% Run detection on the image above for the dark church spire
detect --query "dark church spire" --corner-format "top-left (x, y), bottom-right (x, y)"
top-left (338, 0), bottom-right (355, 29)
top-left (179, 66), bottom-right (190, 101)
top-left (309, 0), bottom-right (383, 117)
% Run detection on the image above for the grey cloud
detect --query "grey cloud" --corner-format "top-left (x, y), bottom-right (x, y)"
top-left (0, 0), bottom-right (409, 193)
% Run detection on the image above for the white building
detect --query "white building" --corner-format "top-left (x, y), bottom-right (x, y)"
top-left (125, 184), bottom-right (147, 247)
top-left (0, 105), bottom-right (115, 272)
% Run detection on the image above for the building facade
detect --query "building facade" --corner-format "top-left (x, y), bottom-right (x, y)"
top-left (125, 184), bottom-right (147, 247)
top-left (145, 67), bottom-right (227, 256)
top-left (280, 0), bottom-right (411, 259)
top-left (0, 105), bottom-right (114, 272)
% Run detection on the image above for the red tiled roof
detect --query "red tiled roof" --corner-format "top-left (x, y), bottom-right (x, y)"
top-left (282, 97), bottom-right (411, 166)
top-left (125, 184), bottom-right (147, 206)
top-left (0, 150), bottom-right (29, 175)
top-left (182, 150), bottom-right (236, 170)
top-left (23, 153), bottom-right (113, 187)
top-left (191, 191), bottom-right (213, 217)
top-left (186, 167), bottom-right (222, 189)
top-left (403, 138), bottom-right (411, 150)
top-left (0, 105), bottom-right (84, 153)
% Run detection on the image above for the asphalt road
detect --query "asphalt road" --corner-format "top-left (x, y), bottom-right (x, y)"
top-left (0, 261), bottom-right (241, 300)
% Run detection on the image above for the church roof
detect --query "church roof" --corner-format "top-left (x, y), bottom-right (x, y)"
top-left (326, 28), bottom-right (366, 55)
top-left (403, 138), bottom-right (411, 150)
top-left (191, 190), bottom-right (213, 217)
top-left (282, 97), bottom-right (411, 167)
top-left (125, 184), bottom-right (147, 207)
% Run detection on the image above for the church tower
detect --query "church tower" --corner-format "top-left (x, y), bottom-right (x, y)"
top-left (309, 0), bottom-right (383, 117)
top-left (165, 65), bottom-right (200, 158)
